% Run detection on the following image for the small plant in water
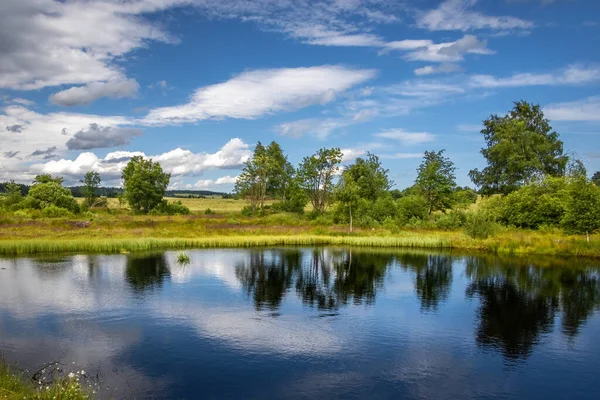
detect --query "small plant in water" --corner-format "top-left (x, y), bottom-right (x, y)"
top-left (176, 252), bottom-right (190, 264)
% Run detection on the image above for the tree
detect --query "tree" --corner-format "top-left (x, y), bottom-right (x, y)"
top-left (591, 171), bottom-right (600, 186)
top-left (80, 171), bottom-right (101, 207)
top-left (415, 150), bottom-right (456, 215)
top-left (122, 156), bottom-right (170, 213)
top-left (469, 101), bottom-right (568, 194)
top-left (562, 177), bottom-right (600, 241)
top-left (235, 142), bottom-right (270, 211)
top-left (297, 148), bottom-right (343, 213)
top-left (567, 158), bottom-right (587, 178)
top-left (33, 174), bottom-right (64, 185)
top-left (2, 180), bottom-right (23, 206)
top-left (27, 180), bottom-right (79, 213)
top-left (265, 141), bottom-right (294, 201)
top-left (336, 176), bottom-right (360, 232)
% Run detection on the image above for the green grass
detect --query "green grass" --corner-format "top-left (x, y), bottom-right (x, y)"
top-left (0, 362), bottom-right (90, 400)
top-left (176, 252), bottom-right (191, 264)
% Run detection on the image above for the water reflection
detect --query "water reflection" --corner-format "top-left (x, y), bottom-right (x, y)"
top-left (1, 249), bottom-right (600, 399)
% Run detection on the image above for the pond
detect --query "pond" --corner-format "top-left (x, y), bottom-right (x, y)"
top-left (1, 248), bottom-right (600, 399)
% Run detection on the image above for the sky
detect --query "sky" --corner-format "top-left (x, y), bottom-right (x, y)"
top-left (0, 0), bottom-right (599, 191)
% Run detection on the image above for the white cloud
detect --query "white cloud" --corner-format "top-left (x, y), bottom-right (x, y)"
top-left (0, 0), bottom-right (187, 90)
top-left (50, 79), bottom-right (139, 106)
top-left (143, 66), bottom-right (376, 125)
top-left (191, 175), bottom-right (239, 189)
top-left (11, 98), bottom-right (34, 106)
top-left (277, 118), bottom-right (352, 139)
top-left (469, 65), bottom-right (600, 88)
top-left (341, 148), bottom-right (367, 163)
top-left (418, 0), bottom-right (534, 31)
top-left (385, 35), bottom-right (494, 63)
top-left (29, 138), bottom-right (252, 182)
top-left (415, 63), bottom-right (463, 76)
top-left (375, 129), bottom-right (436, 145)
top-left (544, 97), bottom-right (600, 121)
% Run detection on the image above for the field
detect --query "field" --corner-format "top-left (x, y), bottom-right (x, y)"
top-left (95, 197), bottom-right (269, 213)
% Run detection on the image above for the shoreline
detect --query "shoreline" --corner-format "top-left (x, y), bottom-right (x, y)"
top-left (1, 232), bottom-right (599, 259)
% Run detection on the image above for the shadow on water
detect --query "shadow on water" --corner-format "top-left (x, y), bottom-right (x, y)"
top-left (125, 254), bottom-right (170, 292)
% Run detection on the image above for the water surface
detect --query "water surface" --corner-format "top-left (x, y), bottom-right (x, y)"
top-left (1, 248), bottom-right (599, 399)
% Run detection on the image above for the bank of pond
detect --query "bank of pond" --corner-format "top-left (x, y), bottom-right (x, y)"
top-left (1, 247), bottom-right (600, 399)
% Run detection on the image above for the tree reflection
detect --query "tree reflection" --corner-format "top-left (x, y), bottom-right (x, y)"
top-left (125, 254), bottom-right (170, 292)
top-left (235, 249), bottom-right (393, 311)
top-left (397, 253), bottom-right (453, 311)
top-left (465, 256), bottom-right (600, 360)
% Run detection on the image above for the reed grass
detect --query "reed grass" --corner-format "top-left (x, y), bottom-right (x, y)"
top-left (176, 252), bottom-right (191, 264)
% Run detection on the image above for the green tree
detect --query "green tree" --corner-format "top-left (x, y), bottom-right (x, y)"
top-left (415, 150), bottom-right (456, 215)
top-left (2, 180), bottom-right (23, 206)
top-left (590, 171), bottom-right (600, 186)
top-left (265, 141), bottom-right (294, 201)
top-left (567, 158), bottom-right (587, 178)
top-left (122, 156), bottom-right (170, 213)
top-left (235, 143), bottom-right (270, 211)
top-left (469, 101), bottom-right (568, 194)
top-left (33, 174), bottom-right (64, 185)
top-left (80, 171), bottom-right (101, 207)
top-left (562, 177), bottom-right (600, 241)
top-left (27, 180), bottom-right (79, 213)
top-left (297, 148), bottom-right (343, 213)
top-left (336, 176), bottom-right (360, 231)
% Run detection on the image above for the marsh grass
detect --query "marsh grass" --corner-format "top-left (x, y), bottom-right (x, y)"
top-left (0, 361), bottom-right (90, 400)
top-left (176, 252), bottom-right (191, 264)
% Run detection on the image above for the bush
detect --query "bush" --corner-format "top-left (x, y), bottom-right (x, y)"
top-left (27, 182), bottom-right (80, 213)
top-left (396, 195), bottom-right (428, 224)
top-left (464, 210), bottom-right (498, 239)
top-left (434, 210), bottom-right (467, 230)
top-left (370, 195), bottom-right (398, 222)
top-left (41, 205), bottom-right (74, 218)
top-left (150, 200), bottom-right (190, 215)
top-left (241, 205), bottom-right (257, 216)
top-left (205, 208), bottom-right (214, 215)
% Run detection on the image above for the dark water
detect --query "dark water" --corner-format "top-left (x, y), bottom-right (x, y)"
top-left (1, 248), bottom-right (600, 399)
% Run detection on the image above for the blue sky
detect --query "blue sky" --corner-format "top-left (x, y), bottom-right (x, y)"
top-left (1, 0), bottom-right (599, 190)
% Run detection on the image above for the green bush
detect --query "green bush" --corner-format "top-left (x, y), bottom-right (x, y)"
top-left (150, 200), bottom-right (191, 216)
top-left (464, 210), bottom-right (498, 239)
top-left (370, 195), bottom-right (398, 222)
top-left (41, 205), bottom-right (74, 218)
top-left (396, 195), bottom-right (428, 224)
top-left (205, 208), bottom-right (214, 215)
top-left (27, 182), bottom-right (80, 213)
top-left (241, 205), bottom-right (257, 216)
top-left (434, 210), bottom-right (467, 230)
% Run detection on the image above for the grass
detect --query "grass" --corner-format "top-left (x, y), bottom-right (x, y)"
top-left (176, 252), bottom-right (191, 264)
top-left (0, 362), bottom-right (90, 400)
top-left (94, 197), bottom-right (258, 213)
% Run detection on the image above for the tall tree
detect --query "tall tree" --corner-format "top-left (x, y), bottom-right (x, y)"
top-left (80, 171), bottom-right (101, 207)
top-left (33, 174), bottom-right (63, 185)
top-left (122, 156), bottom-right (170, 213)
top-left (2, 180), bottom-right (23, 206)
top-left (562, 177), bottom-right (600, 241)
top-left (415, 150), bottom-right (456, 215)
top-left (591, 171), bottom-right (600, 186)
top-left (297, 148), bottom-right (343, 213)
top-left (469, 101), bottom-right (568, 194)
top-left (235, 142), bottom-right (271, 211)
top-left (265, 141), bottom-right (294, 201)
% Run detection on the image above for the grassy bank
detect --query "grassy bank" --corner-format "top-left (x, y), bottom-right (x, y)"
top-left (0, 362), bottom-right (89, 400)
top-left (0, 214), bottom-right (598, 258)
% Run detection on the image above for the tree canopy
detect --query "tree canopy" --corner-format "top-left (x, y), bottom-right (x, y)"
top-left (122, 156), bottom-right (170, 213)
top-left (415, 150), bottom-right (456, 215)
top-left (469, 101), bottom-right (568, 195)
top-left (297, 147), bottom-right (343, 213)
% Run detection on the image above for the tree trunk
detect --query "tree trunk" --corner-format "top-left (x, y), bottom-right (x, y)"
top-left (349, 203), bottom-right (353, 233)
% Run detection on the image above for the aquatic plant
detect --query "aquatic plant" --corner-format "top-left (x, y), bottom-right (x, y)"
top-left (176, 252), bottom-right (191, 264)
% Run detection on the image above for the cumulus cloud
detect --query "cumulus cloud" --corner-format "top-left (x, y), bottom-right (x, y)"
top-left (5, 124), bottom-right (24, 133)
top-left (66, 123), bottom-right (143, 150)
top-left (418, 0), bottom-right (534, 31)
top-left (384, 35), bottom-right (494, 62)
top-left (143, 66), bottom-right (376, 125)
top-left (191, 175), bottom-right (239, 189)
top-left (544, 97), bottom-right (600, 121)
top-left (375, 129), bottom-right (436, 144)
top-left (0, 0), bottom-right (186, 91)
top-left (341, 148), bottom-right (367, 163)
top-left (50, 79), bottom-right (140, 106)
top-left (30, 138), bottom-right (252, 181)
top-left (469, 65), bottom-right (600, 88)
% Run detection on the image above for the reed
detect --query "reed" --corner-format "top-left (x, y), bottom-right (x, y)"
top-left (176, 252), bottom-right (191, 264)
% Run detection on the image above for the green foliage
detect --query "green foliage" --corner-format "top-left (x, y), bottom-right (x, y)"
top-left (205, 208), bottom-right (214, 215)
top-left (1, 180), bottom-right (23, 207)
top-left (235, 142), bottom-right (270, 211)
top-left (451, 187), bottom-right (478, 209)
top-left (33, 174), bottom-right (64, 185)
top-left (176, 252), bottom-right (191, 264)
top-left (122, 156), bottom-right (170, 213)
top-left (272, 178), bottom-right (308, 214)
top-left (464, 210), bottom-right (498, 239)
top-left (415, 150), bottom-right (456, 214)
top-left (434, 210), bottom-right (467, 230)
top-left (26, 181), bottom-right (80, 213)
top-left (396, 195), bottom-right (429, 224)
top-left (41, 205), bottom-right (74, 218)
top-left (265, 141), bottom-right (295, 200)
top-left (500, 177), bottom-right (569, 229)
top-left (566, 158), bottom-right (587, 178)
top-left (150, 200), bottom-right (191, 215)
top-left (80, 171), bottom-right (101, 206)
top-left (591, 171), bottom-right (600, 186)
top-left (469, 101), bottom-right (568, 194)
top-left (562, 177), bottom-right (600, 236)
top-left (297, 147), bottom-right (343, 213)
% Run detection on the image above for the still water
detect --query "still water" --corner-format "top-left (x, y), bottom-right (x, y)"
top-left (1, 248), bottom-right (600, 399)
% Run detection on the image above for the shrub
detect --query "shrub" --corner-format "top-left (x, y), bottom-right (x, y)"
top-left (370, 195), bottom-right (398, 222)
top-left (41, 205), bottom-right (73, 218)
top-left (205, 208), bottom-right (214, 215)
top-left (27, 182), bottom-right (80, 213)
top-left (434, 210), bottom-right (467, 230)
top-left (241, 205), bottom-right (257, 216)
top-left (464, 210), bottom-right (498, 239)
top-left (396, 195), bottom-right (428, 224)
top-left (150, 200), bottom-right (190, 215)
